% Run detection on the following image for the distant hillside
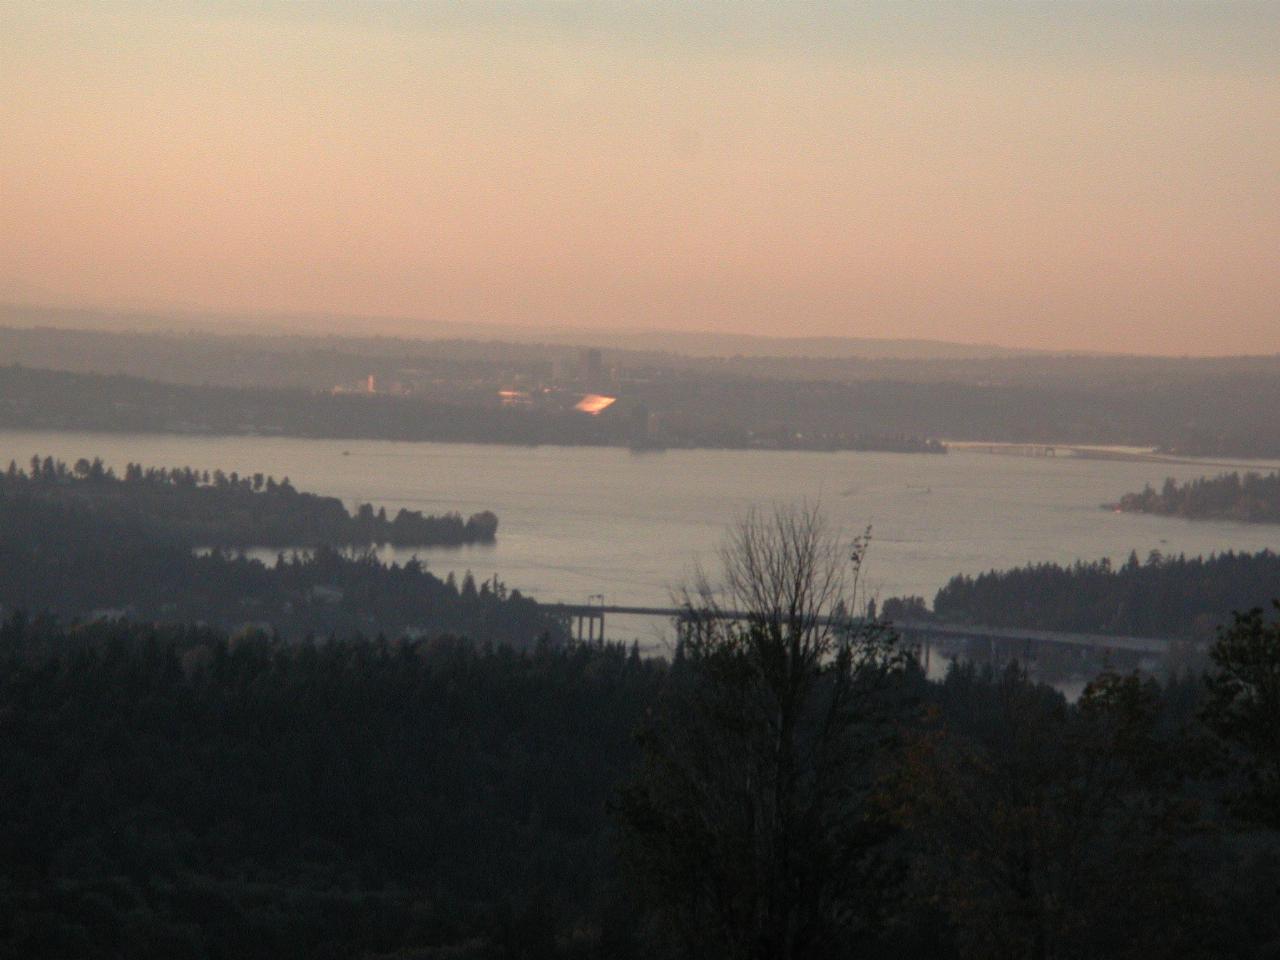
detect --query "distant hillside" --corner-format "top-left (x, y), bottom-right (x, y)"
top-left (2, 300), bottom-right (1030, 361)
top-left (4, 317), bottom-right (1280, 395)
top-left (531, 327), bottom-right (1033, 360)
top-left (4, 359), bottom-right (1280, 458)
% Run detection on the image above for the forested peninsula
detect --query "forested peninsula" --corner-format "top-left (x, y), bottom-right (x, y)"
top-left (4, 454), bottom-right (497, 547)
top-left (882, 549), bottom-right (1280, 640)
top-left (0, 459), bottom-right (546, 646)
top-left (1111, 471), bottom-right (1280, 524)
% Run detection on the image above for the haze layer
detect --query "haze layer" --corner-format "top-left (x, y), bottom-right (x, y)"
top-left (2, 2), bottom-right (1278, 353)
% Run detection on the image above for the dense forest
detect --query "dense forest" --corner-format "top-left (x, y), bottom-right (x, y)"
top-left (916, 549), bottom-right (1280, 639)
top-left (3, 454), bottom-right (498, 547)
top-left (1114, 471), bottom-right (1280, 524)
top-left (0, 485), bottom-right (559, 647)
top-left (0, 619), bottom-right (660, 959)
top-left (1, 610), bottom-right (1277, 958)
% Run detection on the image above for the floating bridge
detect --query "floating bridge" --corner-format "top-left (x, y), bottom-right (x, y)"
top-left (546, 602), bottom-right (1171, 658)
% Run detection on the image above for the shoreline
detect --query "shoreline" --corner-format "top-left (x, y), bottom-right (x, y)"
top-left (945, 441), bottom-right (1280, 471)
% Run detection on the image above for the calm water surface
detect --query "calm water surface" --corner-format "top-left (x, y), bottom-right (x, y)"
top-left (6, 431), bottom-right (1278, 642)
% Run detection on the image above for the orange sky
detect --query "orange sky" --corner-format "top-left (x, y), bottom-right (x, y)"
top-left (2, 2), bottom-right (1278, 354)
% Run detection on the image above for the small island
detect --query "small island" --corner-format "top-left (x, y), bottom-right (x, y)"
top-left (4, 455), bottom-right (498, 547)
top-left (1108, 470), bottom-right (1280, 524)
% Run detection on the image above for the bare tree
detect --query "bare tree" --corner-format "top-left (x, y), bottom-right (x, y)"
top-left (678, 502), bottom-right (871, 665)
top-left (618, 503), bottom-right (913, 960)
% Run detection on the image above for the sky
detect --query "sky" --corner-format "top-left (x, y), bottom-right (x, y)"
top-left (2, 2), bottom-right (1278, 355)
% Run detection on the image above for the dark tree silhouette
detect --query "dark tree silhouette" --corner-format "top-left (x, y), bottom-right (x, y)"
top-left (617, 506), bottom-right (912, 959)
top-left (1202, 602), bottom-right (1280, 827)
top-left (1113, 470), bottom-right (1280, 524)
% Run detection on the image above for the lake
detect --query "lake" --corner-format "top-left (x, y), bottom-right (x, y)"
top-left (5, 430), bottom-right (1279, 644)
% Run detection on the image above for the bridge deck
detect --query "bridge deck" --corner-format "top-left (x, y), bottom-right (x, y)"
top-left (545, 604), bottom-right (1170, 655)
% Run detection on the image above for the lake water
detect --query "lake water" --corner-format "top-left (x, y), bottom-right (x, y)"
top-left (5, 430), bottom-right (1279, 644)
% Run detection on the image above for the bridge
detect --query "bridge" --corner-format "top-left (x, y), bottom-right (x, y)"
top-left (545, 602), bottom-right (1171, 658)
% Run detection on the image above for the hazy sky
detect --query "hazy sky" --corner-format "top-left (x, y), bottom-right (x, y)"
top-left (2, 2), bottom-right (1278, 354)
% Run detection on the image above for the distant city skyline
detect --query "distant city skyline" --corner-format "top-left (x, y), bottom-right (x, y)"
top-left (2, 2), bottom-right (1278, 356)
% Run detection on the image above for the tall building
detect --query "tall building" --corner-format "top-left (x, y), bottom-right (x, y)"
top-left (581, 348), bottom-right (603, 384)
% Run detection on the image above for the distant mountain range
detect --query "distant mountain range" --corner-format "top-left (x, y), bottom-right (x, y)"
top-left (1, 300), bottom-right (1034, 362)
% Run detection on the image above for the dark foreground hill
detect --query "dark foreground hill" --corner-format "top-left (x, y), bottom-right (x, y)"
top-left (0, 619), bottom-right (661, 960)
top-left (1, 614), bottom-right (1278, 959)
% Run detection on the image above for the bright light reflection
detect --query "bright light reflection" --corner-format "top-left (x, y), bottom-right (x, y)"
top-left (574, 394), bottom-right (617, 415)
